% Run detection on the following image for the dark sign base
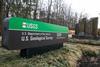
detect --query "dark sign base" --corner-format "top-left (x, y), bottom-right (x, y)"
top-left (4, 30), bottom-right (67, 50)
top-left (20, 43), bottom-right (63, 58)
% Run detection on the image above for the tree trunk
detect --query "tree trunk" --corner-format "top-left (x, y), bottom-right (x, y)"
top-left (0, 0), bottom-right (3, 25)
top-left (34, 0), bottom-right (38, 20)
top-left (47, 0), bottom-right (52, 23)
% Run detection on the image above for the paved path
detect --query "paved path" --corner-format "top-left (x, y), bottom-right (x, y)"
top-left (0, 36), bottom-right (1, 41)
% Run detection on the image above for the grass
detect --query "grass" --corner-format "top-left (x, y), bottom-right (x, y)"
top-left (68, 38), bottom-right (100, 46)
top-left (0, 43), bottom-right (100, 67)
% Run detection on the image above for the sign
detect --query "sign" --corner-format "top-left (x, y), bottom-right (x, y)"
top-left (2, 17), bottom-right (69, 50)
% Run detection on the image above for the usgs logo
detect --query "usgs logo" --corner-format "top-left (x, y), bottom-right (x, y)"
top-left (22, 22), bottom-right (38, 29)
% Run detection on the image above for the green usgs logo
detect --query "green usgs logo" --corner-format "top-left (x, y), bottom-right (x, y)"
top-left (22, 22), bottom-right (38, 29)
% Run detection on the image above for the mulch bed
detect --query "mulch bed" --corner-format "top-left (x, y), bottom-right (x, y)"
top-left (77, 56), bottom-right (100, 67)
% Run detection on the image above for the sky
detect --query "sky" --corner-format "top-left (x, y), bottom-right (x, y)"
top-left (65, 0), bottom-right (100, 17)
top-left (65, 0), bottom-right (100, 28)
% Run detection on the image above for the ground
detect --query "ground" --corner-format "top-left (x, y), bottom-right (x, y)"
top-left (0, 41), bottom-right (100, 67)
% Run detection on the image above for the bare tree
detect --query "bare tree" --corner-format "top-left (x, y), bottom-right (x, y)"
top-left (2, 0), bottom-right (36, 19)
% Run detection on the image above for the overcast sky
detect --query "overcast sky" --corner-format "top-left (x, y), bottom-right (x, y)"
top-left (65, 0), bottom-right (100, 18)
